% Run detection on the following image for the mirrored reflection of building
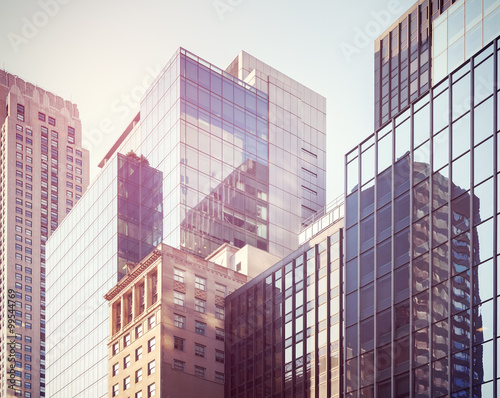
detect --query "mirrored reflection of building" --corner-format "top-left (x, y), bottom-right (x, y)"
top-left (225, 204), bottom-right (343, 398)
top-left (345, 7), bottom-right (499, 395)
top-left (46, 153), bottom-right (162, 397)
top-left (99, 48), bottom-right (327, 260)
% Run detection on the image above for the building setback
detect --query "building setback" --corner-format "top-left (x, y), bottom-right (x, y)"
top-left (225, 203), bottom-right (343, 398)
top-left (104, 243), bottom-right (247, 398)
top-left (345, 1), bottom-right (500, 397)
top-left (0, 70), bottom-right (89, 397)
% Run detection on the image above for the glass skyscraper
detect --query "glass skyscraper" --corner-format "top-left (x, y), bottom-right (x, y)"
top-left (345, 1), bottom-right (500, 396)
top-left (46, 153), bottom-right (162, 397)
top-left (46, 48), bottom-right (326, 397)
top-left (100, 48), bottom-right (327, 259)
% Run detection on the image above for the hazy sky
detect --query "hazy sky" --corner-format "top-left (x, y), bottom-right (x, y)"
top-left (0, 0), bottom-right (416, 202)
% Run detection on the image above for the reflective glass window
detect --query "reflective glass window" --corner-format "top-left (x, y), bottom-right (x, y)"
top-left (377, 132), bottom-right (392, 172)
top-left (377, 238), bottom-right (392, 277)
top-left (414, 141), bottom-right (430, 185)
top-left (395, 299), bottom-right (410, 338)
top-left (394, 265), bottom-right (410, 303)
top-left (360, 249), bottom-right (374, 286)
top-left (414, 103), bottom-right (430, 148)
top-left (474, 138), bottom-right (493, 185)
top-left (452, 74), bottom-right (470, 120)
top-left (376, 168), bottom-right (392, 208)
top-left (395, 118), bottom-right (410, 161)
top-left (433, 89), bottom-right (449, 133)
top-left (395, 228), bottom-right (410, 268)
top-left (452, 153), bottom-right (470, 198)
top-left (360, 318), bottom-right (374, 355)
top-left (433, 127), bottom-right (449, 172)
top-left (377, 203), bottom-right (391, 242)
top-left (377, 274), bottom-right (391, 311)
top-left (433, 168), bottom-right (449, 210)
top-left (361, 145), bottom-right (375, 185)
top-left (474, 177), bottom-right (493, 223)
top-left (474, 219), bottom-right (494, 264)
top-left (452, 113), bottom-right (470, 160)
top-left (347, 158), bottom-right (359, 194)
top-left (360, 284), bottom-right (374, 319)
top-left (474, 96), bottom-right (493, 145)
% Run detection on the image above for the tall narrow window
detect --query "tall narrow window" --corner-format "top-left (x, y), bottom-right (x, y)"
top-left (151, 272), bottom-right (158, 304)
top-left (138, 283), bottom-right (145, 314)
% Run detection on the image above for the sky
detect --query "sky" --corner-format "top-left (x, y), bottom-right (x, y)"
top-left (0, 0), bottom-right (416, 203)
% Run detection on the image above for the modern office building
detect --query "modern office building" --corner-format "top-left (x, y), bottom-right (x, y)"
top-left (0, 70), bottom-right (89, 397)
top-left (345, 1), bottom-right (500, 396)
top-left (105, 243), bottom-right (247, 398)
top-left (46, 47), bottom-right (327, 397)
top-left (225, 201), bottom-right (343, 398)
top-left (46, 153), bottom-right (162, 397)
top-left (99, 47), bottom-right (327, 259)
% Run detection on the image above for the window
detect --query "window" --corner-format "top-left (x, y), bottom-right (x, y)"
top-left (136, 324), bottom-right (143, 338)
top-left (76, 158), bottom-right (82, 166)
top-left (194, 366), bottom-right (206, 378)
top-left (215, 305), bottom-right (225, 320)
top-left (215, 349), bottom-right (224, 363)
top-left (173, 291), bottom-right (185, 306)
top-left (135, 392), bottom-right (143, 398)
top-left (67, 172), bottom-right (73, 180)
top-left (122, 333), bottom-right (130, 348)
top-left (195, 343), bottom-right (206, 358)
top-left (112, 383), bottom-right (119, 396)
top-left (123, 376), bottom-right (130, 390)
top-left (147, 383), bottom-right (155, 397)
top-left (112, 363), bottom-right (119, 376)
top-left (215, 371), bottom-right (224, 384)
top-left (67, 155), bottom-right (73, 162)
top-left (38, 112), bottom-right (46, 122)
top-left (195, 321), bottom-right (206, 335)
top-left (136, 346), bottom-right (143, 361)
top-left (174, 268), bottom-right (185, 283)
top-left (195, 276), bottom-right (207, 291)
top-left (123, 355), bottom-right (130, 369)
top-left (195, 298), bottom-right (206, 313)
top-left (76, 149), bottom-right (82, 157)
top-left (135, 368), bottom-right (142, 383)
top-left (148, 314), bottom-right (156, 329)
top-left (76, 167), bottom-right (82, 175)
top-left (173, 359), bottom-right (185, 371)
top-left (174, 314), bottom-right (186, 329)
top-left (48, 117), bottom-right (55, 126)
top-left (215, 283), bottom-right (227, 297)
top-left (148, 337), bottom-right (156, 352)
top-left (148, 360), bottom-right (155, 375)
top-left (174, 336), bottom-right (185, 351)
